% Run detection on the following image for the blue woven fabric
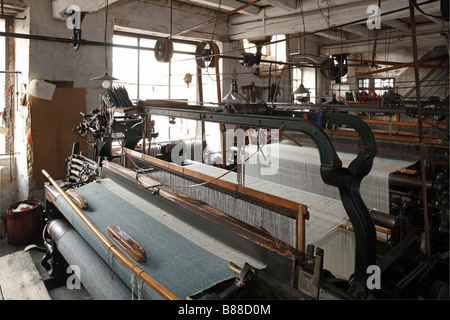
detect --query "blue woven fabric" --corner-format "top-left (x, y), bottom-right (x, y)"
top-left (56, 181), bottom-right (235, 299)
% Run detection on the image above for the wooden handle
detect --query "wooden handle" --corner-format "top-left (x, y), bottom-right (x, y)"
top-left (108, 225), bottom-right (147, 262)
top-left (66, 188), bottom-right (88, 209)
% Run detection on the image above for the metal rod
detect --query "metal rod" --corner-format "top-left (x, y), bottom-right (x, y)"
top-left (369, 209), bottom-right (397, 230)
top-left (41, 169), bottom-right (180, 300)
top-left (348, 56), bottom-right (448, 66)
top-left (0, 31), bottom-right (308, 69)
top-left (213, 42), bottom-right (228, 168)
top-left (409, 1), bottom-right (431, 262)
top-left (404, 59), bottom-right (446, 98)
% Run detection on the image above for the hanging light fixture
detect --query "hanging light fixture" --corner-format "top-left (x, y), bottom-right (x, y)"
top-left (223, 68), bottom-right (246, 102)
top-left (292, 17), bottom-right (310, 97)
top-left (293, 83), bottom-right (310, 94)
top-left (223, 80), bottom-right (246, 101)
top-left (91, 71), bottom-right (118, 89)
top-left (90, 0), bottom-right (118, 89)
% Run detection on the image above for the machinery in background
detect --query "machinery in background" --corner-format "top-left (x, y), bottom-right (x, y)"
top-left (75, 107), bottom-right (143, 159)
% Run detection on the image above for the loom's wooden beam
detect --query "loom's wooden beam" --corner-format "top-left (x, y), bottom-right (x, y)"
top-left (124, 148), bottom-right (303, 218)
top-left (296, 206), bottom-right (309, 253)
top-left (362, 118), bottom-right (447, 130)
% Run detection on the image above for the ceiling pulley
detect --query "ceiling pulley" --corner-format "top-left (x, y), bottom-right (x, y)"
top-left (154, 38), bottom-right (174, 63)
top-left (195, 41), bottom-right (219, 68)
top-left (320, 54), bottom-right (348, 83)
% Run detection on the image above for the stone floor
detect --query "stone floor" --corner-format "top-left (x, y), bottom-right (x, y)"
top-left (0, 235), bottom-right (91, 300)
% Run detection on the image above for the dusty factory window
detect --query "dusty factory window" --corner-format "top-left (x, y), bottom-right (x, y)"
top-left (112, 35), bottom-right (139, 99)
top-left (112, 32), bottom-right (220, 102)
top-left (292, 67), bottom-right (316, 103)
top-left (112, 31), bottom-right (220, 145)
top-left (358, 77), bottom-right (395, 96)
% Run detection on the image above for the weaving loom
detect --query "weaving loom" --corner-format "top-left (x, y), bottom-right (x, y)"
top-left (37, 100), bottom-right (448, 300)
top-left (44, 158), bottom-right (312, 300)
top-left (43, 103), bottom-right (387, 298)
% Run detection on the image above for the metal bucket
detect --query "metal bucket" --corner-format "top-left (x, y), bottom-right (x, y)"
top-left (6, 200), bottom-right (42, 245)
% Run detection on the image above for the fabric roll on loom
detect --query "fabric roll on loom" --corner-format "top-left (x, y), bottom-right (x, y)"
top-left (47, 219), bottom-right (134, 300)
top-left (53, 178), bottom-right (262, 300)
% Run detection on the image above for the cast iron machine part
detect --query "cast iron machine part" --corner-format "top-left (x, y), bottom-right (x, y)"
top-left (195, 41), bottom-right (219, 69)
top-left (24, 210), bottom-right (71, 290)
top-left (75, 108), bottom-right (144, 159)
top-left (66, 142), bottom-right (101, 186)
top-left (154, 38), bottom-right (174, 63)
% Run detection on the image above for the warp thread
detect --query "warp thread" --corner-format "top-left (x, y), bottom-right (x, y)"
top-left (107, 244), bottom-right (115, 280)
top-left (130, 268), bottom-right (145, 300)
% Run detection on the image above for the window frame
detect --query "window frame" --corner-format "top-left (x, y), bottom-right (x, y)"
top-left (111, 30), bottom-right (221, 144)
top-left (357, 77), bottom-right (395, 95)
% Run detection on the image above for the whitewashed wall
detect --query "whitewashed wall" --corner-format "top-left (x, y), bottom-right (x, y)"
top-left (4, 0), bottom-right (228, 201)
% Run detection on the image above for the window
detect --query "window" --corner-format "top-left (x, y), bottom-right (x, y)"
top-left (358, 78), bottom-right (395, 96)
top-left (112, 32), bottom-right (220, 144)
top-left (292, 67), bottom-right (316, 103)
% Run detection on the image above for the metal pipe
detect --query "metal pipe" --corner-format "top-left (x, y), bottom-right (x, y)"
top-left (390, 172), bottom-right (433, 190)
top-left (0, 31), bottom-right (310, 69)
top-left (41, 169), bottom-right (180, 300)
top-left (369, 209), bottom-right (397, 230)
top-left (404, 58), bottom-right (447, 98)
top-left (409, 1), bottom-right (431, 262)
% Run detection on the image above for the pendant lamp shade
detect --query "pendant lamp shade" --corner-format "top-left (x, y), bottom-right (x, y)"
top-left (223, 80), bottom-right (246, 101)
top-left (90, 71), bottom-right (118, 81)
top-left (91, 1), bottom-right (119, 90)
top-left (91, 71), bottom-right (118, 89)
top-left (293, 83), bottom-right (310, 95)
